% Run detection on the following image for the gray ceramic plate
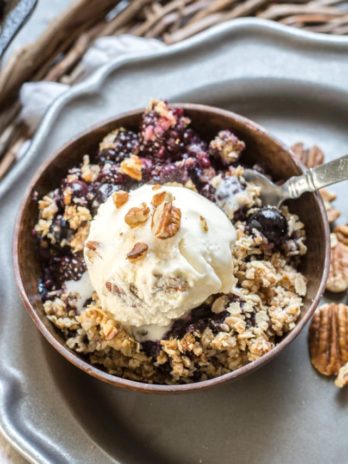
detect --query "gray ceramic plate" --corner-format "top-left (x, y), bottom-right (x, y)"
top-left (1, 18), bottom-right (348, 464)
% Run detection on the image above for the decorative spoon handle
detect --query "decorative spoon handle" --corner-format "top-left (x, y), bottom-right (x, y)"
top-left (284, 154), bottom-right (348, 199)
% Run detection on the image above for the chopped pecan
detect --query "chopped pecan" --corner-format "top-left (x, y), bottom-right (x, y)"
top-left (309, 303), bottom-right (348, 376)
top-left (320, 188), bottom-right (340, 224)
top-left (334, 225), bottom-right (348, 246)
top-left (85, 241), bottom-right (99, 251)
top-left (113, 190), bottom-right (129, 208)
top-left (291, 142), bottom-right (324, 168)
top-left (151, 200), bottom-right (181, 239)
top-left (105, 281), bottom-right (122, 295)
top-left (124, 203), bottom-right (150, 228)
top-left (151, 190), bottom-right (173, 207)
top-left (120, 155), bottom-right (142, 181)
top-left (199, 215), bottom-right (208, 233)
top-left (127, 242), bottom-right (148, 261)
top-left (326, 234), bottom-right (348, 293)
top-left (85, 239), bottom-right (101, 260)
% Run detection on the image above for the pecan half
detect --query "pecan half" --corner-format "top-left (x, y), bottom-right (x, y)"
top-left (326, 233), bottom-right (348, 293)
top-left (151, 200), bottom-right (181, 239)
top-left (334, 225), bottom-right (348, 246)
top-left (120, 155), bottom-right (142, 181)
top-left (127, 242), bottom-right (148, 261)
top-left (291, 142), bottom-right (324, 168)
top-left (124, 203), bottom-right (150, 228)
top-left (309, 303), bottom-right (348, 376)
top-left (320, 188), bottom-right (340, 224)
top-left (113, 190), bottom-right (129, 208)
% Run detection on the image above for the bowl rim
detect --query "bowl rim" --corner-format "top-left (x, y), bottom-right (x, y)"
top-left (13, 103), bottom-right (330, 393)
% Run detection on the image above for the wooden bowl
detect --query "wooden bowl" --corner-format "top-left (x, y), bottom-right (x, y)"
top-left (14, 104), bottom-right (330, 393)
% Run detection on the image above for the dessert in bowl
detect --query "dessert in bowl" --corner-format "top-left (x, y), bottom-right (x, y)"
top-left (15, 100), bottom-right (329, 392)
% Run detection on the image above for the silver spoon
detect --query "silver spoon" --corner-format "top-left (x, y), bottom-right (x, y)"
top-left (244, 154), bottom-right (348, 207)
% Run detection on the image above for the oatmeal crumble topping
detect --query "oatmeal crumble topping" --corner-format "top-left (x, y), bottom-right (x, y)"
top-left (34, 100), bottom-right (309, 385)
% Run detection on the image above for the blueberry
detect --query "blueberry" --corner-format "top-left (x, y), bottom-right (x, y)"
top-left (69, 180), bottom-right (88, 198)
top-left (98, 129), bottom-right (140, 163)
top-left (247, 207), bottom-right (288, 243)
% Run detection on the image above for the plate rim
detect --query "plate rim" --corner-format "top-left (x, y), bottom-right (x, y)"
top-left (1, 16), bottom-right (348, 464)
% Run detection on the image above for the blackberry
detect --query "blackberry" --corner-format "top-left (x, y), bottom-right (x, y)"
top-left (98, 129), bottom-right (140, 163)
top-left (96, 162), bottom-right (126, 185)
top-left (247, 206), bottom-right (288, 243)
top-left (53, 254), bottom-right (86, 283)
top-left (151, 161), bottom-right (190, 184)
top-left (139, 100), bottom-right (190, 159)
top-left (166, 303), bottom-right (229, 339)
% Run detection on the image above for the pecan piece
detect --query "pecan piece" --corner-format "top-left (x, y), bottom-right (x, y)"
top-left (85, 240), bottom-right (99, 251)
top-left (105, 281), bottom-right (122, 295)
top-left (127, 242), bottom-right (148, 261)
top-left (85, 240), bottom-right (101, 260)
top-left (120, 155), bottom-right (142, 181)
top-left (151, 200), bottom-right (181, 239)
top-left (320, 188), bottom-right (340, 224)
top-left (326, 233), bottom-right (348, 293)
top-left (124, 203), bottom-right (150, 228)
top-left (151, 190), bottom-right (173, 207)
top-left (199, 215), bottom-right (208, 233)
top-left (113, 190), bottom-right (129, 208)
top-left (309, 303), bottom-right (348, 376)
top-left (291, 142), bottom-right (324, 168)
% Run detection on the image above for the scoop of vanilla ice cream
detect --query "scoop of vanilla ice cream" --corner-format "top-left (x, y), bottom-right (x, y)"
top-left (84, 185), bottom-right (236, 339)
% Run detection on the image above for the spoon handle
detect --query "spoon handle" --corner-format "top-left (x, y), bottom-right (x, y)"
top-left (285, 154), bottom-right (348, 199)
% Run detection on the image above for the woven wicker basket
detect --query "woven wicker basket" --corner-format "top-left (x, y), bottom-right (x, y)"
top-left (0, 0), bottom-right (348, 178)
